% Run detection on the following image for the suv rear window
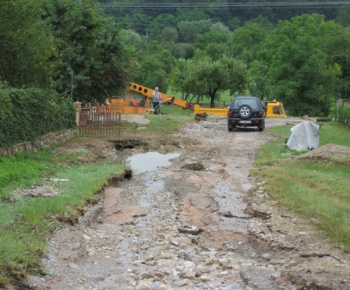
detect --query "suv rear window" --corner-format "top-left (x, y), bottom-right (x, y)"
top-left (231, 98), bottom-right (260, 110)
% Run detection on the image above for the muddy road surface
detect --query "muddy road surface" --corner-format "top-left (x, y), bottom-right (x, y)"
top-left (29, 117), bottom-right (350, 289)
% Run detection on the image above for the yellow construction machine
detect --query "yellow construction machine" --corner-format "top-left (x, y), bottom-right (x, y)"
top-left (99, 82), bottom-right (286, 118)
top-left (193, 98), bottom-right (287, 117)
top-left (98, 82), bottom-right (194, 114)
top-left (263, 100), bottom-right (287, 118)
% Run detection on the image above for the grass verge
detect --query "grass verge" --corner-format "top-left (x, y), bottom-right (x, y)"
top-left (0, 111), bottom-right (193, 287)
top-left (0, 148), bottom-right (125, 287)
top-left (253, 121), bottom-right (350, 251)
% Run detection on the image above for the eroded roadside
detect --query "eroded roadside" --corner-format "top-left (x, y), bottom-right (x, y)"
top-left (28, 117), bottom-right (350, 289)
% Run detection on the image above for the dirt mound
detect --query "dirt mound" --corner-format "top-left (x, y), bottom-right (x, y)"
top-left (296, 143), bottom-right (350, 164)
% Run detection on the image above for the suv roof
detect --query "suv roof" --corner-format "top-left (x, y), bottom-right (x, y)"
top-left (230, 96), bottom-right (261, 109)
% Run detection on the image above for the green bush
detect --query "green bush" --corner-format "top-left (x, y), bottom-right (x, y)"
top-left (0, 88), bottom-right (75, 147)
top-left (337, 105), bottom-right (350, 127)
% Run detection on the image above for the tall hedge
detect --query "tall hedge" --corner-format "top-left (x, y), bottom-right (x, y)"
top-left (0, 88), bottom-right (75, 147)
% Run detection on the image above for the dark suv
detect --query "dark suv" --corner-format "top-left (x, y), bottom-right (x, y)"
top-left (227, 96), bottom-right (266, 132)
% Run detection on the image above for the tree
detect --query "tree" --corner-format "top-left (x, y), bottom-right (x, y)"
top-left (258, 14), bottom-right (341, 116)
top-left (170, 59), bottom-right (192, 101)
top-left (186, 56), bottom-right (247, 107)
top-left (247, 60), bottom-right (270, 100)
top-left (149, 14), bottom-right (178, 42)
top-left (176, 9), bottom-right (209, 22)
top-left (118, 11), bottom-right (153, 35)
top-left (160, 27), bottom-right (179, 43)
top-left (203, 43), bottom-right (230, 61)
top-left (166, 43), bottom-right (194, 59)
top-left (0, 0), bottom-right (54, 88)
top-left (178, 19), bottom-right (212, 43)
top-left (131, 41), bottom-right (176, 92)
top-left (318, 19), bottom-right (350, 100)
top-left (43, 0), bottom-right (131, 103)
top-left (336, 7), bottom-right (350, 28)
top-left (194, 30), bottom-right (231, 50)
top-left (228, 17), bottom-right (272, 65)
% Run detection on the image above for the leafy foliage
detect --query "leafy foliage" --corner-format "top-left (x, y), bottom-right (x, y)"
top-left (0, 89), bottom-right (75, 147)
top-left (228, 17), bottom-right (272, 64)
top-left (172, 56), bottom-right (247, 106)
top-left (131, 41), bottom-right (176, 92)
top-left (255, 14), bottom-right (341, 116)
top-left (337, 104), bottom-right (350, 126)
top-left (43, 0), bottom-right (132, 103)
top-left (0, 0), bottom-right (55, 88)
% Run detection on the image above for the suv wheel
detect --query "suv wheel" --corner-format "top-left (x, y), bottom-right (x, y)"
top-left (258, 121), bottom-right (265, 132)
top-left (238, 105), bottom-right (252, 119)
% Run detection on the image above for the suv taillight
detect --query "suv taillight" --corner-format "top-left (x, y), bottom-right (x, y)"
top-left (228, 109), bottom-right (233, 117)
top-left (258, 110), bottom-right (264, 117)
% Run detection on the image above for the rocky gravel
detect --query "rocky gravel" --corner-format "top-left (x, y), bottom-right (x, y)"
top-left (28, 116), bottom-right (350, 289)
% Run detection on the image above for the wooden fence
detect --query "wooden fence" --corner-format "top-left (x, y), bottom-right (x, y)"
top-left (75, 103), bottom-right (121, 137)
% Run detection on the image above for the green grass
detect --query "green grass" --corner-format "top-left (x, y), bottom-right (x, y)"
top-left (0, 150), bottom-right (83, 195)
top-left (0, 149), bottom-right (125, 286)
top-left (164, 104), bottom-right (195, 115)
top-left (253, 121), bottom-right (350, 251)
top-left (144, 113), bottom-right (193, 132)
top-left (120, 111), bottom-right (194, 134)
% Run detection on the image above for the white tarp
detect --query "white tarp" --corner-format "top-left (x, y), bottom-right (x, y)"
top-left (286, 121), bottom-right (320, 151)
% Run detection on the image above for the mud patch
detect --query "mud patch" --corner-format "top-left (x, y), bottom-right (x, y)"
top-left (54, 137), bottom-right (117, 163)
top-left (103, 187), bottom-right (148, 224)
top-left (181, 161), bottom-right (205, 171)
top-left (113, 139), bottom-right (148, 151)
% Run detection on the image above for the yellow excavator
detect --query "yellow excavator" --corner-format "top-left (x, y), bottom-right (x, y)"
top-left (100, 82), bottom-right (286, 118)
top-left (98, 82), bottom-right (194, 114)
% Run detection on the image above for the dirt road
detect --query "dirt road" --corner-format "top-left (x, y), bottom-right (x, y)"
top-left (29, 117), bottom-right (350, 289)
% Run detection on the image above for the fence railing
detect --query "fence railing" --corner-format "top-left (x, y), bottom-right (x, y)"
top-left (74, 102), bottom-right (122, 137)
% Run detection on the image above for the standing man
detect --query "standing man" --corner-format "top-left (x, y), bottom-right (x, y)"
top-left (152, 86), bottom-right (161, 114)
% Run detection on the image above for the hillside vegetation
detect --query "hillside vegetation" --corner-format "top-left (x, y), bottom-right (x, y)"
top-left (1, 0), bottom-right (350, 116)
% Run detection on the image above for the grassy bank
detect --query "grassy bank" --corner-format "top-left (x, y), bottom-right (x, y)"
top-left (0, 113), bottom-right (194, 287)
top-left (253, 121), bottom-right (350, 251)
top-left (0, 147), bottom-right (125, 286)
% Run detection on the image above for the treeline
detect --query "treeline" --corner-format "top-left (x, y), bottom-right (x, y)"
top-left (1, 0), bottom-right (350, 126)
top-left (98, 0), bottom-right (350, 34)
top-left (98, 0), bottom-right (350, 116)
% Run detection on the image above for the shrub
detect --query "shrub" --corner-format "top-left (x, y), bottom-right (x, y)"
top-left (337, 104), bottom-right (350, 126)
top-left (0, 88), bottom-right (75, 147)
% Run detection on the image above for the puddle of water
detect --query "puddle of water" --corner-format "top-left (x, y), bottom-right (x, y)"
top-left (127, 152), bottom-right (180, 174)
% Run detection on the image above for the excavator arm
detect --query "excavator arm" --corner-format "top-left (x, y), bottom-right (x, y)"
top-left (128, 82), bottom-right (194, 110)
